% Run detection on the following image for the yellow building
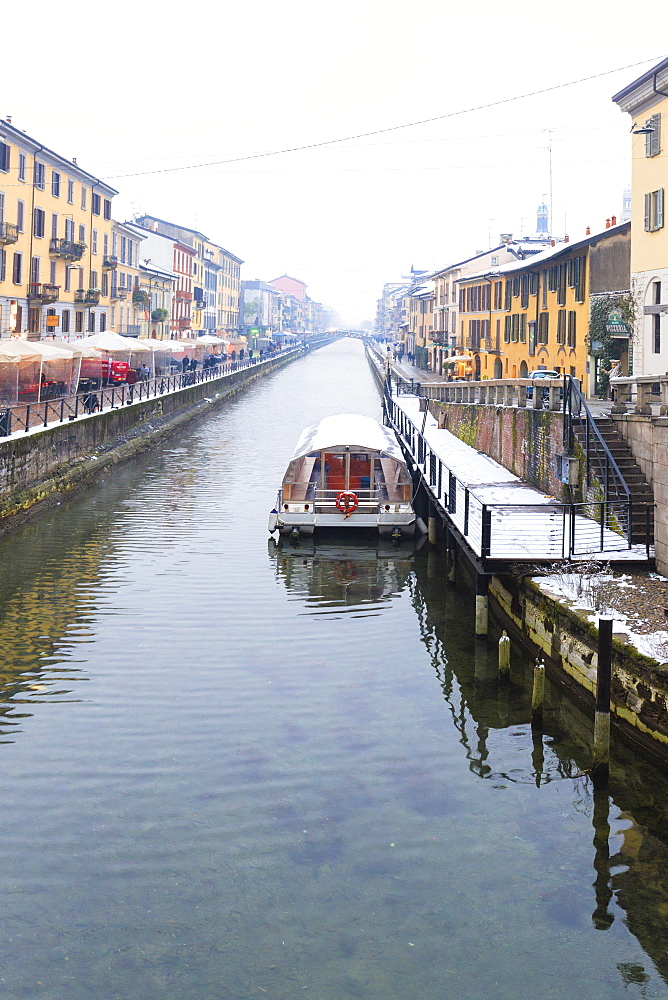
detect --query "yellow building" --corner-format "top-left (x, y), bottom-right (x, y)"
top-left (613, 57), bottom-right (668, 375)
top-left (216, 245), bottom-right (242, 333)
top-left (0, 119), bottom-right (117, 339)
top-left (456, 222), bottom-right (630, 386)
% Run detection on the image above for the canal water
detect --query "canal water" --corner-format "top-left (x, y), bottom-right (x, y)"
top-left (1, 338), bottom-right (668, 1000)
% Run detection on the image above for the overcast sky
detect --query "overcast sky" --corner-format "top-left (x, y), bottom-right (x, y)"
top-left (4, 1), bottom-right (665, 324)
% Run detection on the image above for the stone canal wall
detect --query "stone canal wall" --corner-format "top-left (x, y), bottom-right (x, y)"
top-left (429, 400), bottom-right (567, 499)
top-left (0, 351), bottom-right (299, 534)
top-left (490, 573), bottom-right (668, 762)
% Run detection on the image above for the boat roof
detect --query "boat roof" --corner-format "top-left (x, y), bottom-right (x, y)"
top-left (290, 414), bottom-right (405, 462)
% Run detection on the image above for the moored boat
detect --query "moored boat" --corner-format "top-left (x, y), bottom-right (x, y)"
top-left (269, 413), bottom-right (417, 539)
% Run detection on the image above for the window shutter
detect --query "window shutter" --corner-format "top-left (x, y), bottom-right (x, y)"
top-left (645, 192), bottom-right (651, 231)
top-left (657, 188), bottom-right (664, 230)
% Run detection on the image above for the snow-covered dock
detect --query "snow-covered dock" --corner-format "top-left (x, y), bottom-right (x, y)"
top-left (386, 391), bottom-right (653, 566)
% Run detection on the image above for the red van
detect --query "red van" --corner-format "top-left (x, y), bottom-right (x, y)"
top-left (79, 357), bottom-right (130, 384)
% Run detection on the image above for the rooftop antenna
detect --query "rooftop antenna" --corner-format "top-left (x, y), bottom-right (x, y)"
top-left (543, 131), bottom-right (553, 237)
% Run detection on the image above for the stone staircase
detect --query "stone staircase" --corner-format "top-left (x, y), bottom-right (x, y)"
top-left (591, 415), bottom-right (655, 544)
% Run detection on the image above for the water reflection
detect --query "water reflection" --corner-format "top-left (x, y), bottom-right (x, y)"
top-left (269, 537), bottom-right (414, 616)
top-left (412, 548), bottom-right (668, 990)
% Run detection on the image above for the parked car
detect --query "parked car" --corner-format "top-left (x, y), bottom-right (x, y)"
top-left (526, 370), bottom-right (561, 400)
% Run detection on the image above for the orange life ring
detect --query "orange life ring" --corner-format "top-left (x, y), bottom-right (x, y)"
top-left (335, 491), bottom-right (359, 517)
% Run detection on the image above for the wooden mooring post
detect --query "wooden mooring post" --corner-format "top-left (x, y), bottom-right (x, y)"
top-left (531, 657), bottom-right (545, 729)
top-left (475, 572), bottom-right (488, 638)
top-left (592, 617), bottom-right (612, 789)
top-left (498, 631), bottom-right (510, 681)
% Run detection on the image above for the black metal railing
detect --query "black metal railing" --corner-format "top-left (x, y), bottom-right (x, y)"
top-left (383, 384), bottom-right (653, 563)
top-left (563, 375), bottom-right (630, 503)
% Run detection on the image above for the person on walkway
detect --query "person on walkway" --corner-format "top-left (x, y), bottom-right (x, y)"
top-left (182, 356), bottom-right (189, 372)
top-left (139, 364), bottom-right (150, 381)
top-left (605, 360), bottom-right (622, 400)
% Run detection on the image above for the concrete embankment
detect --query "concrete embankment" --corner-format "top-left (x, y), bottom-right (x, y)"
top-left (0, 351), bottom-right (299, 535)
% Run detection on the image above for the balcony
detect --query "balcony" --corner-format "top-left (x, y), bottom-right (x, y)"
top-left (74, 288), bottom-right (101, 305)
top-left (0, 222), bottom-right (19, 245)
top-left (50, 237), bottom-right (86, 261)
top-left (28, 282), bottom-right (60, 304)
top-left (103, 255), bottom-right (119, 269)
top-left (118, 324), bottom-right (141, 337)
top-left (193, 298), bottom-right (206, 310)
top-left (111, 287), bottom-right (127, 300)
top-left (177, 318), bottom-right (190, 329)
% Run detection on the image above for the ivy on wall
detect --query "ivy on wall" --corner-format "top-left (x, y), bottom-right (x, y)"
top-left (588, 291), bottom-right (636, 395)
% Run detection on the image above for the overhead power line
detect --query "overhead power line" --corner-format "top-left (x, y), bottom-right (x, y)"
top-left (105, 56), bottom-right (661, 181)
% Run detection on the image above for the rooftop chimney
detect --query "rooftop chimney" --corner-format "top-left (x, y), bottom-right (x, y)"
top-left (586, 226), bottom-right (591, 236)
top-left (564, 235), bottom-right (569, 243)
top-left (611, 214), bottom-right (617, 226)
top-left (605, 218), bottom-right (611, 229)
top-left (550, 239), bottom-right (555, 247)
top-left (72, 157), bottom-right (77, 165)
top-left (5, 116), bottom-right (11, 124)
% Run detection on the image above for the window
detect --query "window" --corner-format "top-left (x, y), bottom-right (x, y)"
top-left (33, 208), bottom-right (45, 238)
top-left (50, 260), bottom-right (56, 284)
top-left (75, 310), bottom-right (84, 333)
top-left (92, 229), bottom-right (98, 254)
top-left (654, 313), bottom-right (661, 354)
top-left (88, 311), bottom-right (95, 332)
top-left (103, 233), bottom-right (109, 256)
top-left (64, 266), bottom-right (71, 292)
top-left (520, 314), bottom-right (527, 343)
top-left (12, 252), bottom-right (22, 284)
top-left (0, 141), bottom-right (10, 173)
top-left (90, 270), bottom-right (98, 290)
top-left (567, 311), bottom-right (577, 348)
top-left (121, 237), bottom-right (127, 263)
top-left (30, 256), bottom-right (40, 283)
top-left (0, 248), bottom-right (5, 282)
top-left (644, 189), bottom-right (664, 232)
top-left (81, 186), bottom-right (87, 210)
top-left (537, 312), bottom-right (549, 344)
top-left (504, 280), bottom-right (512, 310)
top-left (529, 272), bottom-right (538, 296)
top-left (52, 171), bottom-right (61, 197)
top-left (557, 264), bottom-right (566, 306)
top-left (16, 199), bottom-right (24, 232)
top-left (103, 198), bottom-right (111, 220)
top-left (67, 179), bottom-right (74, 204)
top-left (18, 152), bottom-right (26, 181)
top-left (101, 271), bottom-right (108, 296)
top-left (61, 309), bottom-right (70, 333)
top-left (78, 223), bottom-right (85, 244)
top-left (65, 217), bottom-right (74, 242)
top-left (556, 309), bottom-right (567, 344)
top-left (51, 212), bottom-right (58, 238)
top-left (100, 311), bottom-right (106, 331)
top-left (92, 192), bottom-right (100, 215)
top-left (512, 276), bottom-right (520, 297)
top-left (521, 274), bottom-right (529, 309)
top-left (34, 162), bottom-right (45, 190)
top-left (646, 114), bottom-right (661, 157)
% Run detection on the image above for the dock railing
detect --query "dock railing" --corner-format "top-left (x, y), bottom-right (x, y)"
top-left (610, 374), bottom-right (668, 415)
top-left (383, 385), bottom-right (652, 562)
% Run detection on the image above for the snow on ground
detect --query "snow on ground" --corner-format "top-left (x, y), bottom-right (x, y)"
top-left (536, 571), bottom-right (668, 664)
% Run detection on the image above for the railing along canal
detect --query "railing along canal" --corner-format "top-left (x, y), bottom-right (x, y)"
top-left (0, 349), bottom-right (302, 437)
top-left (382, 378), bottom-right (652, 564)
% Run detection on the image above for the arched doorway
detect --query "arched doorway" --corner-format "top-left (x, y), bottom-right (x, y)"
top-left (474, 354), bottom-right (481, 380)
top-left (494, 358), bottom-right (503, 379)
top-left (519, 360), bottom-right (529, 378)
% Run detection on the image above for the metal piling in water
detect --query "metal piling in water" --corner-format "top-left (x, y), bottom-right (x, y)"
top-left (592, 617), bottom-right (612, 789)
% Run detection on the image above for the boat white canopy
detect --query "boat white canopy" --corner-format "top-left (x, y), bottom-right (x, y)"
top-left (290, 414), bottom-right (405, 463)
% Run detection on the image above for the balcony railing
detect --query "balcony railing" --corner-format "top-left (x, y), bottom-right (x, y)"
top-left (50, 238), bottom-right (86, 260)
top-left (111, 287), bottom-right (127, 300)
top-left (28, 282), bottom-right (60, 304)
top-left (118, 324), bottom-right (141, 337)
top-left (74, 288), bottom-right (101, 305)
top-left (103, 255), bottom-right (119, 269)
top-left (0, 222), bottom-right (19, 245)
